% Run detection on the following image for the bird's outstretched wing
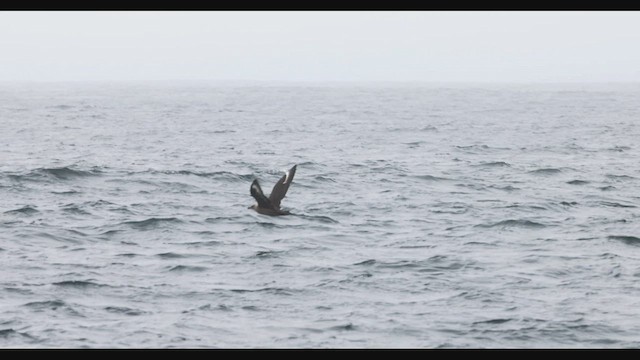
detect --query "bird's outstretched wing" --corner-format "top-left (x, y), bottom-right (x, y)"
top-left (269, 165), bottom-right (297, 209)
top-left (250, 179), bottom-right (272, 209)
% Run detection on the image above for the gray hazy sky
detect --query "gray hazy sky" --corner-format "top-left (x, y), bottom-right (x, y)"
top-left (1, 11), bottom-right (640, 83)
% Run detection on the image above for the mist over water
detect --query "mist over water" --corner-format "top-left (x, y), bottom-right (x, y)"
top-left (1, 82), bottom-right (640, 348)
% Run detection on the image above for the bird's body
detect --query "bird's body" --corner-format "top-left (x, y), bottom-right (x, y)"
top-left (249, 165), bottom-right (297, 216)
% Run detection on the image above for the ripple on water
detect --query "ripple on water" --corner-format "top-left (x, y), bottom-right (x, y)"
top-left (52, 280), bottom-right (109, 289)
top-left (608, 235), bottom-right (640, 246)
top-left (8, 166), bottom-right (103, 182)
top-left (567, 180), bottom-right (590, 185)
top-left (0, 328), bottom-right (38, 342)
top-left (474, 161), bottom-right (511, 168)
top-left (475, 219), bottom-right (547, 229)
top-left (252, 250), bottom-right (285, 259)
top-left (472, 318), bottom-right (514, 325)
top-left (414, 174), bottom-right (452, 182)
top-left (353, 256), bottom-right (470, 272)
top-left (599, 201), bottom-right (636, 209)
top-left (605, 174), bottom-right (636, 182)
top-left (560, 201), bottom-right (579, 207)
top-left (22, 300), bottom-right (84, 317)
top-left (328, 323), bottom-right (358, 332)
top-left (166, 265), bottom-right (208, 273)
top-left (229, 287), bottom-right (297, 296)
top-left (23, 300), bottom-right (68, 310)
top-left (104, 306), bottom-right (147, 316)
top-left (296, 214), bottom-right (339, 223)
top-left (487, 185), bottom-right (520, 192)
top-left (147, 169), bottom-right (254, 182)
top-left (122, 217), bottom-right (183, 230)
top-left (528, 168), bottom-right (563, 175)
top-left (156, 252), bottom-right (186, 259)
top-left (61, 204), bottom-right (91, 215)
top-left (4, 206), bottom-right (39, 215)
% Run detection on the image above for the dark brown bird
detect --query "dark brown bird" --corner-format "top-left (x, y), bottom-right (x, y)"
top-left (249, 165), bottom-right (297, 216)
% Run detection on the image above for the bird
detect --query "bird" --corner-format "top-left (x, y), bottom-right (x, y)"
top-left (248, 165), bottom-right (297, 216)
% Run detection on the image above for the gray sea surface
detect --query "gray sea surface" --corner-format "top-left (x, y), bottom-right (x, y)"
top-left (1, 81), bottom-right (640, 348)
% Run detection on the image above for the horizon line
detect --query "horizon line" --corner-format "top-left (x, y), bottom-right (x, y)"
top-left (2, 79), bottom-right (640, 85)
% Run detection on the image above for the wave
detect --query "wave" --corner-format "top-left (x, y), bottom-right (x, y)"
top-left (404, 141), bottom-right (425, 148)
top-left (312, 175), bottom-right (336, 183)
top-left (23, 299), bottom-right (85, 318)
top-left (560, 201), bottom-right (579, 207)
top-left (240, 305), bottom-right (261, 312)
top-left (204, 215), bottom-right (242, 222)
top-left (328, 323), bottom-right (357, 331)
top-left (608, 235), bottom-right (640, 245)
top-left (23, 300), bottom-right (68, 310)
top-left (608, 146), bottom-right (631, 152)
top-left (600, 201), bottom-right (636, 208)
top-left (489, 185), bottom-right (520, 192)
top-left (18, 231), bottom-right (82, 244)
top-left (528, 168), bottom-right (562, 175)
top-left (354, 259), bottom-right (377, 266)
top-left (104, 306), bottom-right (146, 316)
top-left (183, 240), bottom-right (223, 247)
top-left (38, 166), bottom-right (102, 180)
top-left (353, 256), bottom-right (468, 272)
top-left (295, 161), bottom-right (321, 167)
top-left (99, 229), bottom-right (124, 237)
top-left (8, 166), bottom-right (103, 182)
top-left (414, 174), bottom-right (452, 182)
top-left (190, 304), bottom-right (233, 312)
top-left (252, 250), bottom-right (285, 259)
top-left (229, 287), bottom-right (296, 296)
top-left (61, 204), bottom-right (91, 215)
top-left (456, 144), bottom-right (490, 151)
top-left (48, 104), bottom-right (74, 110)
top-left (51, 190), bottom-right (80, 195)
top-left (472, 318), bottom-right (513, 325)
top-left (156, 252), bottom-right (187, 259)
top-left (456, 144), bottom-right (512, 153)
top-left (567, 180), bottom-right (590, 185)
top-left (52, 280), bottom-right (107, 288)
top-left (66, 229), bottom-right (89, 237)
top-left (0, 328), bottom-right (37, 340)
top-left (116, 253), bottom-right (138, 258)
top-left (142, 169), bottom-right (254, 182)
top-left (474, 161), bottom-right (511, 168)
top-left (167, 265), bottom-right (208, 273)
top-left (253, 221), bottom-right (299, 230)
top-left (475, 219), bottom-right (547, 229)
top-left (605, 174), bottom-right (636, 181)
top-left (122, 217), bottom-right (183, 229)
top-left (86, 199), bottom-right (117, 207)
top-left (296, 214), bottom-right (339, 223)
top-left (4, 206), bottom-right (39, 215)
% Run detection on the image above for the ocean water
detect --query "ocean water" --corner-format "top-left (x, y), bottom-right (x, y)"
top-left (1, 81), bottom-right (640, 348)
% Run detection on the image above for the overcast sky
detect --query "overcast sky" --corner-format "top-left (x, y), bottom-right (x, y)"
top-left (1, 11), bottom-right (640, 83)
